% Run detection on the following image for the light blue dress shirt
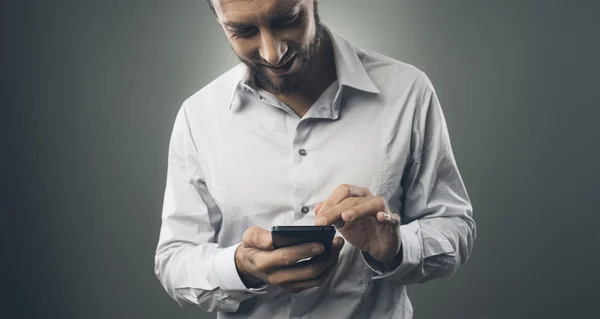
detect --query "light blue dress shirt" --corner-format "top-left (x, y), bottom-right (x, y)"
top-left (154, 25), bottom-right (476, 319)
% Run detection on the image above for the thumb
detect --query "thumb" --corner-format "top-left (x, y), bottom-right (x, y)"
top-left (243, 226), bottom-right (273, 250)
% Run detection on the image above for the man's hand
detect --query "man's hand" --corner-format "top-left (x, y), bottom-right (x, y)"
top-left (235, 226), bottom-right (345, 293)
top-left (314, 184), bottom-right (402, 266)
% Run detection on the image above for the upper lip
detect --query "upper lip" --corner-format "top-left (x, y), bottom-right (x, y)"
top-left (264, 53), bottom-right (297, 69)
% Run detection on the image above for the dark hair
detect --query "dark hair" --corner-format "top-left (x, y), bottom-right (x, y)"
top-left (207, 0), bottom-right (318, 18)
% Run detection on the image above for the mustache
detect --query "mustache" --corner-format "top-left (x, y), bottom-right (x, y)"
top-left (251, 51), bottom-right (300, 68)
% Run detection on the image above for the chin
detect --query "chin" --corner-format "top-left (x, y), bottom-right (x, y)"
top-left (267, 74), bottom-right (295, 86)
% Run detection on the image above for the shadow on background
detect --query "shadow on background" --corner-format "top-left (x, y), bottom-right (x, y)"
top-left (5, 1), bottom-right (600, 318)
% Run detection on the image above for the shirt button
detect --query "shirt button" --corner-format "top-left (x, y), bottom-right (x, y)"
top-left (301, 206), bottom-right (310, 214)
top-left (299, 149), bottom-right (307, 156)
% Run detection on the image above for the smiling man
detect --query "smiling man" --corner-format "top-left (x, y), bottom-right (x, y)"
top-left (154, 1), bottom-right (476, 318)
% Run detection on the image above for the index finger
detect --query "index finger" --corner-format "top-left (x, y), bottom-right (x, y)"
top-left (314, 196), bottom-right (370, 226)
top-left (316, 184), bottom-right (372, 218)
top-left (261, 242), bottom-right (325, 269)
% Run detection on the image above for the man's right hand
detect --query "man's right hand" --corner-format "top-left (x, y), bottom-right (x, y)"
top-left (235, 226), bottom-right (345, 293)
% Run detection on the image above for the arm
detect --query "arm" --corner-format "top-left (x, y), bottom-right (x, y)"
top-left (154, 105), bottom-right (266, 312)
top-left (363, 76), bottom-right (476, 284)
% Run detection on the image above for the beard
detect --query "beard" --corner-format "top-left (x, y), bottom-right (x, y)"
top-left (238, 9), bottom-right (323, 95)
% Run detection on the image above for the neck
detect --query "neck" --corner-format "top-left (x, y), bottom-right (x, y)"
top-left (275, 28), bottom-right (337, 117)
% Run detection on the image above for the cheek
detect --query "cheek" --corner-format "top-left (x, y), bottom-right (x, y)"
top-left (280, 28), bottom-right (313, 50)
top-left (230, 40), bottom-right (258, 61)
top-left (278, 16), bottom-right (316, 49)
top-left (298, 20), bottom-right (317, 48)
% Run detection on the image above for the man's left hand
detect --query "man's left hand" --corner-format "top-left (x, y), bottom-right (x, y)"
top-left (314, 184), bottom-right (402, 266)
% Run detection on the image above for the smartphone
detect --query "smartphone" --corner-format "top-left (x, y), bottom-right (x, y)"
top-left (271, 226), bottom-right (336, 251)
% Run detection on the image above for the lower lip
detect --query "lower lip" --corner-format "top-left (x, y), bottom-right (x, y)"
top-left (265, 55), bottom-right (297, 76)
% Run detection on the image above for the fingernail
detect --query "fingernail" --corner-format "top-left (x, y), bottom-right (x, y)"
top-left (342, 211), bottom-right (355, 221)
top-left (312, 245), bottom-right (324, 254)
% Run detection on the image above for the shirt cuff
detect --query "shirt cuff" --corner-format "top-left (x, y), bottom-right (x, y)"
top-left (214, 243), bottom-right (268, 293)
top-left (361, 222), bottom-right (422, 280)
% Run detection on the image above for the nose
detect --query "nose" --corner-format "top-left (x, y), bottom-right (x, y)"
top-left (258, 31), bottom-right (288, 66)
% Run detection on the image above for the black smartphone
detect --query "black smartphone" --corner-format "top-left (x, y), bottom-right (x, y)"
top-left (271, 226), bottom-right (336, 251)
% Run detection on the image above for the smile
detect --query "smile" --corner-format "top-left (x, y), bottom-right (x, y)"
top-left (263, 53), bottom-right (297, 75)
top-left (272, 53), bottom-right (297, 68)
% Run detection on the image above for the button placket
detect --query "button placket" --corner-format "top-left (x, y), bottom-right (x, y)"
top-left (296, 148), bottom-right (311, 217)
top-left (291, 121), bottom-right (314, 221)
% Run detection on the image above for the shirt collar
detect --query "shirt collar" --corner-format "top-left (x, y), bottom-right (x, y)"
top-left (324, 24), bottom-right (380, 94)
top-left (228, 24), bottom-right (380, 110)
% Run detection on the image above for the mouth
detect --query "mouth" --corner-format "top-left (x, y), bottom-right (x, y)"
top-left (263, 53), bottom-right (297, 75)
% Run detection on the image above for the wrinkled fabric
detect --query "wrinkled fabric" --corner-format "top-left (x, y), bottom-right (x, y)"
top-left (154, 25), bottom-right (476, 319)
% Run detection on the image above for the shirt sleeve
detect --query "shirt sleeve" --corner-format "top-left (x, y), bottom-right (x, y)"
top-left (362, 75), bottom-right (477, 284)
top-left (154, 104), bottom-right (267, 312)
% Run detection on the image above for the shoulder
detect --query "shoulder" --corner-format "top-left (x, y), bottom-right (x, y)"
top-left (353, 46), bottom-right (444, 133)
top-left (168, 63), bottom-right (245, 138)
top-left (181, 63), bottom-right (246, 115)
top-left (356, 47), bottom-right (434, 98)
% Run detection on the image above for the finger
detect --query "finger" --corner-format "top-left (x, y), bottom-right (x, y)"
top-left (256, 242), bottom-right (325, 271)
top-left (279, 239), bottom-right (344, 291)
top-left (330, 236), bottom-right (345, 251)
top-left (313, 236), bottom-right (345, 259)
top-left (316, 201), bottom-right (342, 229)
top-left (339, 196), bottom-right (388, 223)
top-left (315, 196), bottom-right (371, 226)
top-left (376, 211), bottom-right (401, 225)
top-left (266, 252), bottom-right (330, 284)
top-left (314, 202), bottom-right (323, 215)
top-left (316, 236), bottom-right (344, 256)
top-left (280, 259), bottom-right (338, 293)
top-left (267, 237), bottom-right (344, 285)
top-left (316, 184), bottom-right (371, 218)
top-left (242, 226), bottom-right (273, 250)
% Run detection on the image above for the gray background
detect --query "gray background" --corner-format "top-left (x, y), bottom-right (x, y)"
top-left (5, 0), bottom-right (600, 318)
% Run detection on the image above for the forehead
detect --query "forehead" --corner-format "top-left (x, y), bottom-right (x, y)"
top-left (215, 0), bottom-right (304, 22)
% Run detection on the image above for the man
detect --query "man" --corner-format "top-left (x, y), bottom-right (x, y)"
top-left (154, 0), bottom-right (476, 318)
